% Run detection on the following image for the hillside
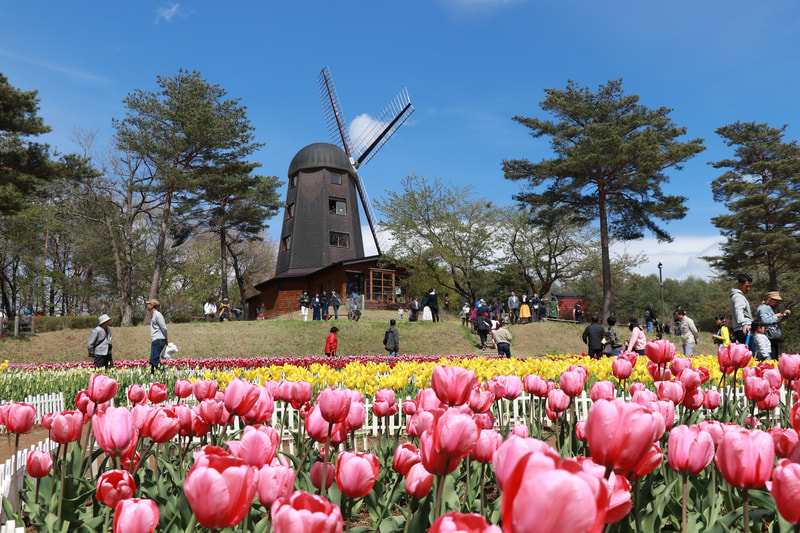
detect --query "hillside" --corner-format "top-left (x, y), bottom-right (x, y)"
top-left (0, 311), bottom-right (719, 366)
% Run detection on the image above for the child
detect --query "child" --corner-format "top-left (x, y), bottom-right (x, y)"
top-left (325, 326), bottom-right (338, 357)
top-left (398, 308), bottom-right (405, 321)
top-left (750, 320), bottom-right (772, 361)
top-left (712, 315), bottom-right (730, 348)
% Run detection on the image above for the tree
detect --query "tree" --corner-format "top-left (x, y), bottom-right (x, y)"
top-left (503, 79), bottom-right (705, 320)
top-left (706, 121), bottom-right (800, 291)
top-left (113, 69), bottom-right (268, 317)
top-left (375, 174), bottom-right (494, 304)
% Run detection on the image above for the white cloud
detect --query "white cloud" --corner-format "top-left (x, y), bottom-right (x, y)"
top-left (611, 236), bottom-right (723, 281)
top-left (156, 3), bottom-right (181, 23)
top-left (349, 113), bottom-right (387, 155)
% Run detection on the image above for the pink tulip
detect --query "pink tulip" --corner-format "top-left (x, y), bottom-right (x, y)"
top-left (612, 358), bottom-right (633, 381)
top-left (335, 451), bottom-right (380, 498)
top-left (93, 406), bottom-right (136, 456)
top-left (227, 425), bottom-right (279, 468)
top-left (310, 461), bottom-right (335, 490)
top-left (769, 459), bottom-right (800, 523)
top-left (74, 390), bottom-right (95, 417)
top-left (184, 455), bottom-right (256, 529)
top-left (174, 379), bottom-right (193, 399)
top-left (474, 411), bottom-right (495, 430)
top-left (629, 382), bottom-right (646, 395)
top-left (669, 357), bottom-right (692, 376)
top-left (656, 381), bottom-right (685, 405)
top-left (468, 388), bottom-right (495, 414)
top-left (683, 389), bottom-right (705, 410)
top-left (718, 343), bottom-right (752, 370)
top-left (471, 429), bottom-right (503, 464)
top-left (646, 361), bottom-right (672, 382)
top-left (744, 377), bottom-right (770, 402)
top-left (645, 339), bottom-right (675, 364)
top-left (244, 387), bottom-right (275, 425)
top-left (317, 387), bottom-right (351, 423)
top-left (402, 399), bottom-right (417, 415)
top-left (6, 403), bottom-right (35, 434)
top-left (703, 389), bottom-right (721, 410)
top-left (406, 409), bottom-right (436, 438)
top-left (676, 368), bottom-right (701, 392)
top-left (649, 400), bottom-right (675, 431)
top-left (492, 436), bottom-right (560, 491)
top-left (50, 409), bottom-right (84, 443)
top-left (97, 469), bottom-right (137, 509)
top-left (632, 442), bottom-right (663, 477)
top-left (491, 375), bottom-right (523, 400)
top-left (523, 374), bottom-right (550, 397)
top-left (256, 463), bottom-right (295, 507)
top-left (197, 398), bottom-right (229, 426)
top-left (547, 389), bottom-right (570, 413)
top-left (779, 354), bottom-right (800, 383)
top-left (223, 378), bottom-right (260, 417)
top-left (346, 400), bottom-right (367, 430)
top-left (416, 388), bottom-right (445, 411)
top-left (26, 450), bottom-right (53, 478)
top-left (193, 380), bottom-right (219, 402)
top-left (575, 421), bottom-right (587, 442)
top-left (127, 385), bottom-right (146, 406)
top-left (392, 443), bottom-right (421, 475)
top-left (373, 388), bottom-right (398, 417)
top-left (559, 370), bottom-right (585, 397)
top-left (769, 427), bottom-right (799, 459)
top-left (763, 368), bottom-right (783, 389)
top-left (667, 425), bottom-right (714, 475)
top-left (631, 389), bottom-right (657, 405)
top-left (420, 431), bottom-right (461, 475)
top-left (404, 463), bottom-right (435, 498)
top-left (430, 365), bottom-right (477, 406)
top-left (429, 512), bottom-right (502, 533)
top-left (511, 424), bottom-right (529, 438)
top-left (584, 398), bottom-right (664, 473)
top-left (590, 381), bottom-right (615, 402)
top-left (113, 498), bottom-right (159, 533)
top-left (147, 383), bottom-right (168, 404)
top-left (271, 491), bottom-right (343, 533)
top-left (88, 374), bottom-right (119, 404)
top-left (141, 406), bottom-right (180, 443)
top-left (433, 408), bottom-right (480, 459)
top-left (757, 390), bottom-right (781, 411)
top-left (715, 427), bottom-right (774, 489)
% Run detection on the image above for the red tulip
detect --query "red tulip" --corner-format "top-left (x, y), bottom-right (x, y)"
top-left (769, 459), bottom-right (800, 523)
top-left (75, 390), bottom-right (95, 416)
top-left (433, 408), bottom-right (480, 459)
top-left (96, 469), bottom-right (137, 509)
top-left (430, 365), bottom-right (477, 406)
top-left (88, 374), bottom-right (119, 404)
top-left (93, 406), bottom-right (136, 456)
top-left (715, 427), bottom-right (774, 489)
top-left (470, 429), bottom-right (503, 464)
top-left (147, 383), bottom-right (168, 404)
top-left (404, 463), bottom-right (434, 498)
top-left (174, 379), bottom-right (193, 399)
top-left (667, 425), bottom-right (714, 475)
top-left (584, 398), bottom-right (664, 473)
top-left (430, 512), bottom-right (502, 533)
top-left (26, 450), bottom-right (53, 478)
top-left (590, 381), bottom-right (615, 402)
top-left (113, 498), bottom-right (159, 533)
top-left (193, 380), bottom-right (219, 402)
top-left (184, 455), bottom-right (256, 529)
top-left (644, 339), bottom-right (675, 364)
top-left (6, 403), bottom-right (35, 434)
top-left (310, 461), bottom-right (335, 490)
top-left (127, 385), bottom-right (146, 406)
top-left (227, 425), bottom-right (278, 468)
top-left (223, 378), bottom-right (260, 417)
top-left (683, 389), bottom-right (705, 410)
top-left (524, 374), bottom-right (550, 397)
top-left (271, 491), bottom-right (343, 533)
top-left (255, 463), bottom-right (295, 507)
top-left (559, 370), bottom-right (585, 397)
top-left (392, 442), bottom-right (421, 475)
top-left (612, 358), bottom-right (633, 381)
top-left (335, 451), bottom-right (380, 498)
top-left (50, 409), bottom-right (84, 443)
top-left (317, 387), bottom-right (351, 423)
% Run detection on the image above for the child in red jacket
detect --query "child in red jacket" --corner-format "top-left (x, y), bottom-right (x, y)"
top-left (325, 326), bottom-right (339, 357)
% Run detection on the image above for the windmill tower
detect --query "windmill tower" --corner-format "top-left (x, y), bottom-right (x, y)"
top-left (274, 66), bottom-right (414, 278)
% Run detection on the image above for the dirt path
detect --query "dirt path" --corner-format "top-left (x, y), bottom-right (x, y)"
top-left (0, 426), bottom-right (52, 464)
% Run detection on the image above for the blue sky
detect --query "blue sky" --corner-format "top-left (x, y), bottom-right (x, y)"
top-left (3, 0), bottom-right (799, 280)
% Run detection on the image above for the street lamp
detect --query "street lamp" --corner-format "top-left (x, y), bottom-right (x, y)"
top-left (658, 262), bottom-right (666, 333)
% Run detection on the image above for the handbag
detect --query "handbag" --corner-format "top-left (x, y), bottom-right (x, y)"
top-left (767, 326), bottom-right (784, 343)
top-left (603, 342), bottom-right (613, 355)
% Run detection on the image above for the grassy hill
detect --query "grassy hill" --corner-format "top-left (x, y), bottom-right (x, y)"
top-left (0, 311), bottom-right (719, 366)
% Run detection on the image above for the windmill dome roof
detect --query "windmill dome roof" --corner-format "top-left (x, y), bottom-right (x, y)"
top-left (288, 143), bottom-right (356, 177)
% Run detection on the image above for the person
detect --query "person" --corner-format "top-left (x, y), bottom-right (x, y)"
top-left (331, 290), bottom-right (341, 319)
top-left (644, 304), bottom-right (656, 333)
top-left (712, 315), bottom-right (731, 348)
top-left (410, 296), bottom-right (421, 322)
top-left (444, 295), bottom-right (450, 315)
top-left (538, 297), bottom-right (547, 321)
top-left (507, 291), bottom-right (520, 325)
top-left (383, 319), bottom-right (400, 357)
top-left (428, 289), bottom-right (440, 322)
top-left (311, 293), bottom-right (322, 321)
top-left (757, 291), bottom-right (790, 360)
top-left (204, 297), bottom-right (217, 322)
top-left (519, 292), bottom-right (531, 324)
top-left (492, 299), bottom-right (504, 320)
top-left (468, 304), bottom-right (478, 331)
top-left (490, 315), bottom-right (500, 348)
top-left (398, 307), bottom-right (405, 321)
top-left (627, 317), bottom-right (646, 356)
top-left (730, 274), bottom-right (753, 344)
top-left (325, 326), bottom-right (338, 357)
top-left (605, 316), bottom-right (623, 356)
top-left (530, 293), bottom-right (542, 323)
top-left (146, 299), bottom-right (168, 375)
top-left (321, 291), bottom-right (330, 321)
top-left (676, 309), bottom-right (699, 356)
top-left (475, 310), bottom-right (491, 350)
top-left (494, 320), bottom-right (513, 358)
top-left (461, 302), bottom-right (470, 327)
top-left (422, 302), bottom-right (433, 321)
top-left (299, 290), bottom-right (310, 322)
top-left (750, 320), bottom-right (772, 361)
top-left (218, 298), bottom-right (231, 321)
top-left (87, 314), bottom-right (113, 369)
top-left (672, 305), bottom-right (683, 336)
top-left (349, 294), bottom-right (361, 322)
top-left (573, 302), bottom-right (584, 324)
top-left (582, 314), bottom-right (606, 359)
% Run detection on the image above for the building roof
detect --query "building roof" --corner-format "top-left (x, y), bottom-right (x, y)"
top-left (287, 142), bottom-right (356, 177)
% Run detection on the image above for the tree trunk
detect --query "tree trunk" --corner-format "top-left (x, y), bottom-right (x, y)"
top-left (227, 240), bottom-right (248, 320)
top-left (220, 228), bottom-right (229, 301)
top-left (598, 189), bottom-right (613, 323)
top-left (146, 188), bottom-right (173, 325)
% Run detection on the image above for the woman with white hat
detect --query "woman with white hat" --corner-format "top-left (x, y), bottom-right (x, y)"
top-left (757, 291), bottom-right (791, 360)
top-left (87, 314), bottom-right (113, 368)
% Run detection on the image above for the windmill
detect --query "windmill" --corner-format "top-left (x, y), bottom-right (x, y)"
top-left (318, 66), bottom-right (414, 255)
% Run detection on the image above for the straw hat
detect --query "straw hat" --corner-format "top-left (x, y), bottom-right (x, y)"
top-left (766, 291), bottom-right (782, 301)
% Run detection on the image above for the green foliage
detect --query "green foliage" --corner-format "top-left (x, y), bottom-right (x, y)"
top-left (35, 316), bottom-right (110, 332)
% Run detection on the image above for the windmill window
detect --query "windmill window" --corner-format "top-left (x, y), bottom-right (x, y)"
top-left (329, 198), bottom-right (347, 215)
top-left (330, 232), bottom-right (350, 248)
top-left (286, 203), bottom-right (295, 219)
top-left (330, 173), bottom-right (342, 185)
top-left (281, 235), bottom-right (291, 251)
top-left (289, 175), bottom-right (298, 188)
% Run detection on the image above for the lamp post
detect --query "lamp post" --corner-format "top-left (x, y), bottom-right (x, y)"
top-left (658, 262), bottom-right (666, 334)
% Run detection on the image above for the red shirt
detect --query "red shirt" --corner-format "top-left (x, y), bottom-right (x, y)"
top-left (325, 332), bottom-right (338, 355)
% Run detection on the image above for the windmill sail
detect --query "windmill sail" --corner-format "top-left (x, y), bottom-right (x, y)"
top-left (318, 66), bottom-right (415, 256)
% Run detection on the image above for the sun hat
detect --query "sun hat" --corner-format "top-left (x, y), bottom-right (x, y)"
top-left (97, 314), bottom-right (111, 325)
top-left (766, 291), bottom-right (782, 301)
top-left (146, 299), bottom-right (159, 306)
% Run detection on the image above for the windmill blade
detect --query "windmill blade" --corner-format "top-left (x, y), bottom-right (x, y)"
top-left (351, 87), bottom-right (415, 168)
top-left (352, 172), bottom-right (384, 256)
top-left (318, 66), bottom-right (353, 158)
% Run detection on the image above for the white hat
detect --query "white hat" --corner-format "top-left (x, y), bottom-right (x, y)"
top-left (98, 314), bottom-right (111, 325)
